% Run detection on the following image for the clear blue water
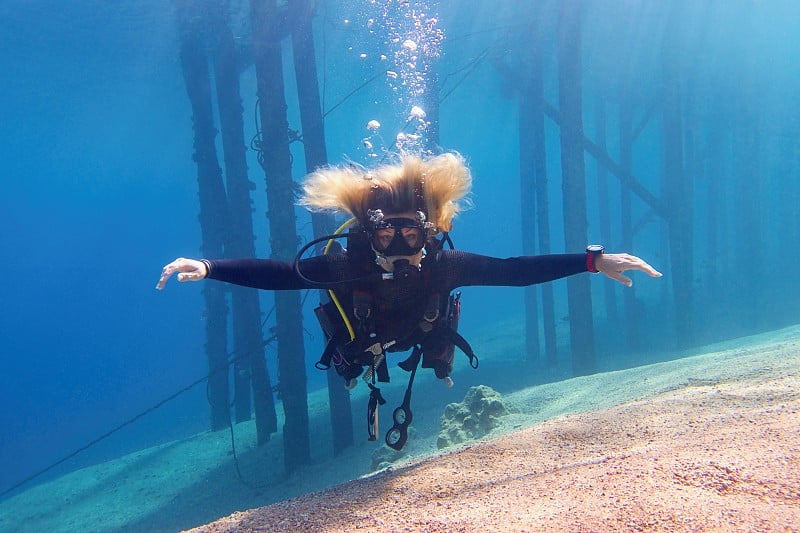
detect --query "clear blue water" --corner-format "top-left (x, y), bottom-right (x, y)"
top-left (1, 0), bottom-right (798, 526)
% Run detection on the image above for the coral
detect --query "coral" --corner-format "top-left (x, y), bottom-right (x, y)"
top-left (371, 446), bottom-right (404, 471)
top-left (437, 385), bottom-right (510, 449)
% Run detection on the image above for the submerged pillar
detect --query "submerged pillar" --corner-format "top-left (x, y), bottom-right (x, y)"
top-left (175, 0), bottom-right (230, 430)
top-left (288, 0), bottom-right (354, 454)
top-left (557, 0), bottom-right (596, 376)
top-left (250, 0), bottom-right (311, 473)
top-left (208, 0), bottom-right (278, 441)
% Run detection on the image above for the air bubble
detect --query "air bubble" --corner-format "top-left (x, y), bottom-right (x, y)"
top-left (402, 39), bottom-right (418, 52)
top-left (409, 106), bottom-right (426, 119)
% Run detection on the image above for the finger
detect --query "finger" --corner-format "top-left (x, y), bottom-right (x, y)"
top-left (606, 271), bottom-right (633, 287)
top-left (615, 254), bottom-right (662, 278)
top-left (156, 263), bottom-right (178, 290)
top-left (177, 271), bottom-right (203, 283)
top-left (643, 264), bottom-right (663, 277)
top-left (631, 259), bottom-right (662, 278)
top-left (155, 274), bottom-right (169, 290)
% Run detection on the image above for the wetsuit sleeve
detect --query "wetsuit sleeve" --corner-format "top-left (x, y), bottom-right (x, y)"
top-left (205, 255), bottom-right (345, 290)
top-left (434, 250), bottom-right (588, 288)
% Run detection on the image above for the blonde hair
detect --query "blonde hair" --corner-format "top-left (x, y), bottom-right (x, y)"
top-left (299, 153), bottom-right (472, 232)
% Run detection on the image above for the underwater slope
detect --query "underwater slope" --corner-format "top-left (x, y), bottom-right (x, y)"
top-left (186, 328), bottom-right (800, 532)
top-left (1, 325), bottom-right (798, 532)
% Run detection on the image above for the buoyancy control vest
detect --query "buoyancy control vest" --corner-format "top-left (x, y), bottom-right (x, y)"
top-left (310, 228), bottom-right (479, 449)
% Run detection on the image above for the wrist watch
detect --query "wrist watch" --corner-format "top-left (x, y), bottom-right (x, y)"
top-left (586, 245), bottom-right (605, 273)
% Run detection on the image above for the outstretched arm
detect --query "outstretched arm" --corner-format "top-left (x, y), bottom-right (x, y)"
top-left (156, 257), bottom-right (302, 291)
top-left (436, 251), bottom-right (590, 287)
top-left (435, 250), bottom-right (661, 289)
top-left (156, 255), bottom-right (348, 291)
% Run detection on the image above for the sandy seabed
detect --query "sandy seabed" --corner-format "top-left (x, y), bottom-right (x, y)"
top-left (188, 363), bottom-right (799, 532)
top-left (2, 325), bottom-right (799, 533)
top-left (186, 327), bottom-right (800, 533)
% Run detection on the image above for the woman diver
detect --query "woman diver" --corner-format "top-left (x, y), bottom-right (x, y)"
top-left (156, 152), bottom-right (662, 448)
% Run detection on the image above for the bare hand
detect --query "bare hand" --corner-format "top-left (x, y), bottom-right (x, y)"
top-left (156, 257), bottom-right (208, 290)
top-left (594, 253), bottom-right (662, 287)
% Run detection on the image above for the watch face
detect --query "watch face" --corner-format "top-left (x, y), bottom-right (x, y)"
top-left (587, 245), bottom-right (604, 254)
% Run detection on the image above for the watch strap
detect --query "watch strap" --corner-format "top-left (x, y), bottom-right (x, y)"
top-left (586, 245), bottom-right (604, 273)
top-left (586, 252), bottom-right (599, 273)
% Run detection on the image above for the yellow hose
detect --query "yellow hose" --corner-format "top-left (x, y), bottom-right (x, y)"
top-left (324, 218), bottom-right (357, 341)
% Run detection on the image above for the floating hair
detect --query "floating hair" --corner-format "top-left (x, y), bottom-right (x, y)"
top-left (299, 152), bottom-right (472, 233)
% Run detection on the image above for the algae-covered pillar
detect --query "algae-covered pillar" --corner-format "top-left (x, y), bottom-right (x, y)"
top-left (174, 0), bottom-right (230, 430)
top-left (518, 29), bottom-right (543, 365)
top-left (519, 68), bottom-right (541, 364)
top-left (556, 0), bottom-right (596, 376)
top-left (494, 21), bottom-right (558, 370)
top-left (288, 0), bottom-right (354, 454)
top-left (250, 0), bottom-right (310, 473)
top-left (517, 14), bottom-right (558, 369)
top-left (207, 0), bottom-right (278, 442)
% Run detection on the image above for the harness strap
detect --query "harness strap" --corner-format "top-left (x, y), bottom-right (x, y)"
top-left (352, 289), bottom-right (373, 325)
top-left (422, 292), bottom-right (441, 327)
top-left (446, 328), bottom-right (480, 369)
top-left (315, 327), bottom-right (350, 370)
top-left (385, 345), bottom-right (422, 450)
top-left (376, 356), bottom-right (390, 382)
top-left (366, 383), bottom-right (386, 441)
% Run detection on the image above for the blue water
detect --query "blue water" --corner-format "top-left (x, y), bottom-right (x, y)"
top-left (1, 0), bottom-right (799, 528)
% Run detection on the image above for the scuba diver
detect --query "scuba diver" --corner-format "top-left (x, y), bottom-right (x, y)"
top-left (156, 152), bottom-right (662, 449)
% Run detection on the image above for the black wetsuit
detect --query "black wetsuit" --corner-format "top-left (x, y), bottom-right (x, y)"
top-left (207, 250), bottom-right (588, 292)
top-left (206, 250), bottom-right (588, 361)
top-left (208, 249), bottom-right (590, 447)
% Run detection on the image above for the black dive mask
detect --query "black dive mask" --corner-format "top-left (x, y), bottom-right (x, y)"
top-left (369, 217), bottom-right (428, 256)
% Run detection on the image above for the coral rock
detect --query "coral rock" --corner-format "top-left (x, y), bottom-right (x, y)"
top-left (437, 385), bottom-right (510, 449)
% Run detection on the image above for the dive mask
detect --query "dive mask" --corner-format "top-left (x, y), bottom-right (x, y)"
top-left (367, 210), bottom-right (429, 256)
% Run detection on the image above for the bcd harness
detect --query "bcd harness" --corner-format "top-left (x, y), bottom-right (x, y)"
top-left (305, 223), bottom-right (479, 451)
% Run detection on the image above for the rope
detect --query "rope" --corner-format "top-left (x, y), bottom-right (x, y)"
top-left (0, 311), bottom-right (303, 499)
top-left (1, 368), bottom-right (214, 499)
